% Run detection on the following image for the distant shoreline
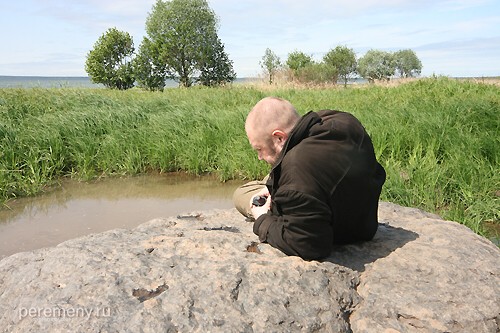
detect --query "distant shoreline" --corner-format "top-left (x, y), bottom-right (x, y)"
top-left (1, 75), bottom-right (498, 89)
top-left (0, 76), bottom-right (259, 89)
top-left (0, 76), bottom-right (103, 88)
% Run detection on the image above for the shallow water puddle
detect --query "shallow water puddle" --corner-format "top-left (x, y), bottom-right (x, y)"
top-left (0, 174), bottom-right (244, 259)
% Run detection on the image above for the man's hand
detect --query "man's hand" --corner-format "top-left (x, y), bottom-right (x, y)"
top-left (249, 187), bottom-right (271, 219)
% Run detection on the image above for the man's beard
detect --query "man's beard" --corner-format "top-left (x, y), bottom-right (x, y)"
top-left (268, 144), bottom-right (283, 166)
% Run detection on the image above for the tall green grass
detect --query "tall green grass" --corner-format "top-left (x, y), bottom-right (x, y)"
top-left (0, 77), bottom-right (498, 236)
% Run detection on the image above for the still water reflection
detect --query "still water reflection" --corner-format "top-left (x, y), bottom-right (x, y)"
top-left (0, 174), bottom-right (244, 259)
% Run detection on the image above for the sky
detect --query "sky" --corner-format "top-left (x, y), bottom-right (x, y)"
top-left (0, 0), bottom-right (499, 78)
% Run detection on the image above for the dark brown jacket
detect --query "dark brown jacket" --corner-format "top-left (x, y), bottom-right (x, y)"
top-left (253, 110), bottom-right (386, 260)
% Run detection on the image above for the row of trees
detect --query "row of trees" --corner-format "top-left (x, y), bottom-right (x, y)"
top-left (261, 46), bottom-right (423, 86)
top-left (85, 0), bottom-right (423, 90)
top-left (85, 0), bottom-right (236, 90)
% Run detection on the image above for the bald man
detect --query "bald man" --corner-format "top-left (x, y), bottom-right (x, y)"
top-left (233, 97), bottom-right (386, 260)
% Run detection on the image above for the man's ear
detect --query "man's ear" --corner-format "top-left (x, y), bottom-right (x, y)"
top-left (271, 129), bottom-right (287, 143)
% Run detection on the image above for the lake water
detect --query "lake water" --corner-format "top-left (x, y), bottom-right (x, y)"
top-left (0, 174), bottom-right (245, 259)
top-left (0, 76), bottom-right (176, 88)
top-left (0, 76), bottom-right (256, 88)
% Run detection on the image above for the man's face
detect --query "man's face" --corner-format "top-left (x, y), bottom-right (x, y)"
top-left (246, 128), bottom-right (283, 166)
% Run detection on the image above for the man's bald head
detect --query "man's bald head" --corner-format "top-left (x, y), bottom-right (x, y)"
top-left (245, 97), bottom-right (300, 165)
top-left (245, 97), bottom-right (300, 138)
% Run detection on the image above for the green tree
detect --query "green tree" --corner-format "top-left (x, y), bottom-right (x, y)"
top-left (393, 49), bottom-right (422, 78)
top-left (198, 37), bottom-right (236, 86)
top-left (260, 48), bottom-right (281, 84)
top-left (357, 49), bottom-right (395, 82)
top-left (144, 0), bottom-right (234, 87)
top-left (286, 50), bottom-right (313, 72)
top-left (295, 62), bottom-right (335, 84)
top-left (133, 37), bottom-right (168, 91)
top-left (85, 28), bottom-right (135, 90)
top-left (323, 46), bottom-right (357, 87)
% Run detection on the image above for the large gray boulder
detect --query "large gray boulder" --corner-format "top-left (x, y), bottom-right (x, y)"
top-left (0, 202), bottom-right (498, 333)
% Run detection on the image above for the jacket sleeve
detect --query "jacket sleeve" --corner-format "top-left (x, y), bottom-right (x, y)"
top-left (253, 187), bottom-right (333, 260)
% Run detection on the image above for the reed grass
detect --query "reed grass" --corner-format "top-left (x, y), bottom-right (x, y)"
top-left (0, 77), bottom-right (498, 237)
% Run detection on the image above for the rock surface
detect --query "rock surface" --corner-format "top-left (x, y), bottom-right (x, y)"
top-left (0, 202), bottom-right (499, 333)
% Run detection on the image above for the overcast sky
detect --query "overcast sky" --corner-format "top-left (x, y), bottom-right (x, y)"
top-left (0, 0), bottom-right (499, 78)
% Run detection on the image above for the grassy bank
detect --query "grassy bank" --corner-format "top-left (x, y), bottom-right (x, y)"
top-left (0, 77), bottom-right (498, 236)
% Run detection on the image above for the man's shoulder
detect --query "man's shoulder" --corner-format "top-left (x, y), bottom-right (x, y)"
top-left (314, 109), bottom-right (366, 133)
top-left (316, 109), bottom-right (343, 116)
top-left (316, 109), bottom-right (358, 122)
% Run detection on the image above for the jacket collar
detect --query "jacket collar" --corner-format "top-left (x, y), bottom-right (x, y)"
top-left (271, 111), bottom-right (321, 170)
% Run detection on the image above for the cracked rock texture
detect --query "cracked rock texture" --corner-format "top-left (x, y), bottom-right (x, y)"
top-left (0, 202), bottom-right (499, 333)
